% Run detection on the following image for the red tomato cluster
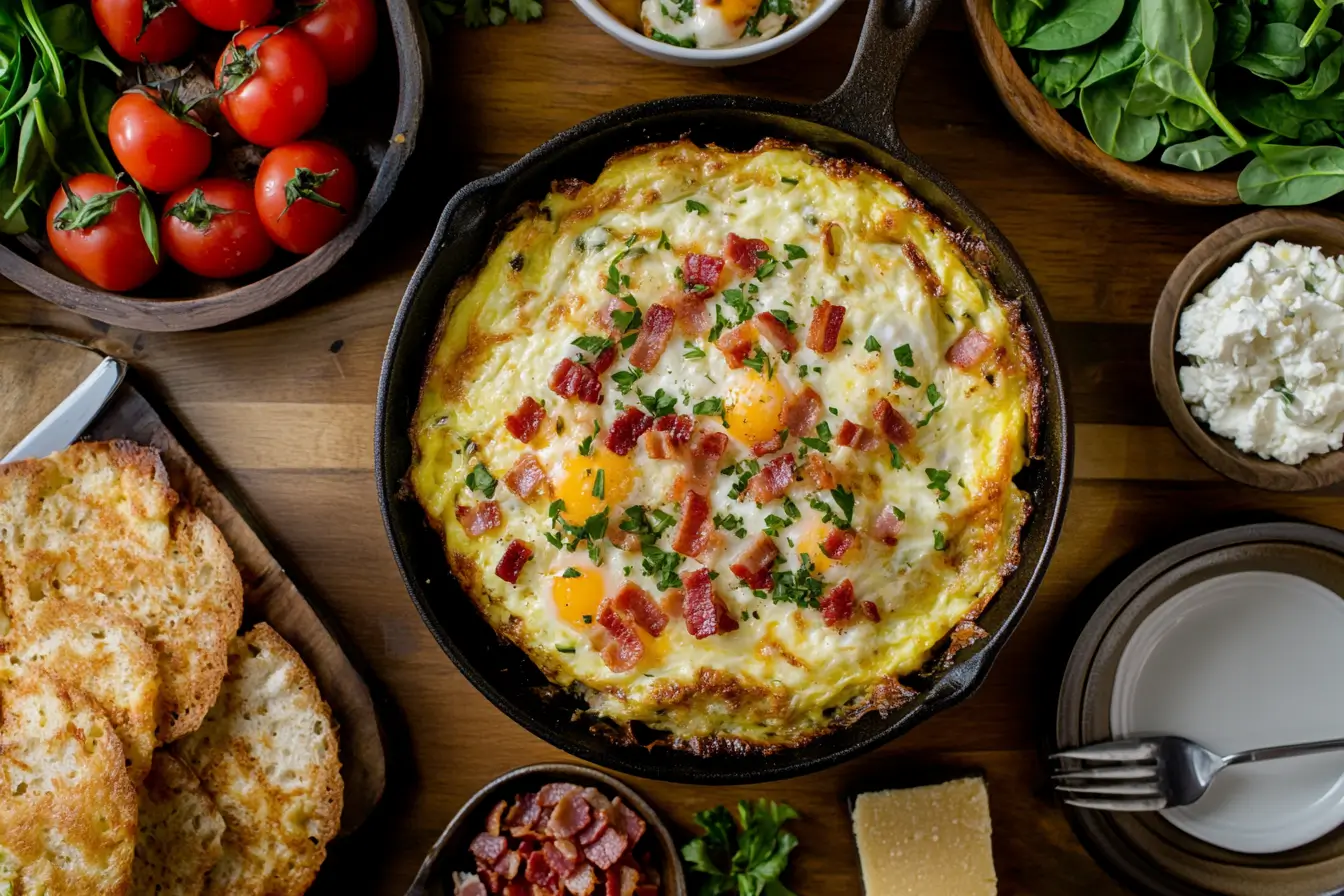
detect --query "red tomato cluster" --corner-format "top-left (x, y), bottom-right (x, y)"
top-left (50, 0), bottom-right (377, 293)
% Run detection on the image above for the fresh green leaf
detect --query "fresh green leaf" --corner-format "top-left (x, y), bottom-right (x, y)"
top-left (1133, 0), bottom-right (1245, 146)
top-left (1235, 22), bottom-right (1308, 79)
top-left (1214, 0), bottom-right (1253, 64)
top-left (693, 396), bottom-right (725, 416)
top-left (1021, 0), bottom-right (1125, 51)
top-left (1080, 0), bottom-right (1144, 87)
top-left (1161, 134), bottom-right (1248, 169)
top-left (639, 388), bottom-right (677, 418)
top-left (1031, 45), bottom-right (1099, 107)
top-left (686, 198), bottom-right (709, 215)
top-left (466, 462), bottom-right (497, 498)
top-left (1302, 0), bottom-right (1344, 47)
top-left (1289, 39), bottom-right (1344, 97)
top-left (893, 343), bottom-right (915, 367)
top-left (926, 467), bottom-right (952, 501)
top-left (650, 28), bottom-right (695, 47)
top-left (1081, 71), bottom-right (1161, 161)
top-left (995, 0), bottom-right (1042, 46)
top-left (1238, 143), bottom-right (1344, 204)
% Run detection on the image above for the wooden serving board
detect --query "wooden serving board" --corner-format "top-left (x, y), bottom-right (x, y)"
top-left (0, 327), bottom-right (386, 838)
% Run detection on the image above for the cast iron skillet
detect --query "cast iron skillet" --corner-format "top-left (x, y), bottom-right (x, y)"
top-left (376, 0), bottom-right (1072, 784)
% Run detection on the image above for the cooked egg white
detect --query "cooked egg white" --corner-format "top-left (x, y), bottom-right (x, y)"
top-left (641, 0), bottom-right (811, 48)
top-left (412, 141), bottom-right (1037, 747)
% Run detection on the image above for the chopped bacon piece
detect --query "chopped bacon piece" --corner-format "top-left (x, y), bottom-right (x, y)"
top-left (576, 813), bottom-right (609, 846)
top-left (836, 419), bottom-right (881, 451)
top-left (694, 430), bottom-right (728, 460)
top-left (744, 455), bottom-right (794, 504)
top-left (607, 522), bottom-right (642, 552)
top-left (874, 506), bottom-right (905, 546)
top-left (550, 357), bottom-right (603, 404)
top-left (872, 398), bottom-right (915, 446)
top-left (493, 850), bottom-right (522, 880)
top-left (506, 454), bottom-right (551, 501)
top-left (674, 430), bottom-right (729, 499)
top-left (667, 290), bottom-right (710, 337)
top-left (715, 321), bottom-right (756, 369)
top-left (543, 840), bottom-right (582, 878)
top-left (597, 601), bottom-right (644, 673)
top-left (612, 866), bottom-right (640, 896)
top-left (821, 527), bottom-right (856, 560)
top-left (671, 490), bottom-right (712, 558)
top-left (680, 567), bottom-right (739, 639)
top-left (564, 864), bottom-right (597, 896)
top-left (595, 297), bottom-right (622, 335)
top-left (725, 233), bottom-right (769, 272)
top-left (505, 396), bottom-right (545, 444)
top-left (730, 533), bottom-right (778, 591)
top-left (503, 880), bottom-right (527, 896)
top-left (683, 253), bottom-right (725, 295)
top-left (582, 826), bottom-right (629, 871)
top-left (456, 875), bottom-right (488, 896)
top-left (471, 833), bottom-right (509, 865)
top-left (751, 431), bottom-right (784, 457)
top-left (495, 540), bottom-right (533, 584)
top-left (820, 579), bottom-right (855, 628)
top-left (806, 300), bottom-right (846, 353)
top-left (783, 386), bottom-right (822, 436)
top-left (654, 413), bottom-right (694, 446)
top-left (643, 431), bottom-right (676, 460)
top-left (804, 451), bottom-right (836, 490)
top-left (456, 501), bottom-right (502, 537)
top-left (613, 583), bottom-right (668, 636)
top-left (505, 791), bottom-right (542, 831)
top-left (526, 851), bottom-right (558, 887)
top-left (548, 791), bottom-right (593, 839)
top-left (628, 303), bottom-right (675, 371)
top-left (590, 344), bottom-right (618, 376)
top-left (603, 408), bottom-right (653, 457)
top-left (486, 800), bottom-right (508, 836)
top-left (862, 600), bottom-right (881, 622)
top-left (754, 311), bottom-right (798, 353)
top-left (538, 784), bottom-right (580, 808)
top-left (946, 329), bottom-right (994, 370)
top-left (609, 799), bottom-right (647, 846)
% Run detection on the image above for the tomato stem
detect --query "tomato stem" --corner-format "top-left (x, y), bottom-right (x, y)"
top-left (53, 183), bottom-right (134, 232)
top-left (167, 188), bottom-right (236, 230)
top-left (281, 167), bottom-right (346, 216)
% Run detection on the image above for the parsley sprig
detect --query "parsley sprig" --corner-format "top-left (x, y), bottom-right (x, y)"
top-left (682, 800), bottom-right (800, 896)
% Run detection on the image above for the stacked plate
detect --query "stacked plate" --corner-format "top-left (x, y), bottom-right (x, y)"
top-left (1055, 522), bottom-right (1344, 895)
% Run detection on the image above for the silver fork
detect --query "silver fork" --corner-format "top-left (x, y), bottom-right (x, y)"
top-left (1051, 735), bottom-right (1344, 811)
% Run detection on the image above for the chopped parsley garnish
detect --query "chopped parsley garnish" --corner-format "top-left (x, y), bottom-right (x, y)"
top-left (722, 287), bottom-right (754, 324)
top-left (917, 383), bottom-right (945, 427)
top-left (781, 176), bottom-right (799, 185)
top-left (1271, 376), bottom-right (1296, 407)
top-left (658, 230), bottom-right (672, 250)
top-left (780, 350), bottom-right (792, 363)
top-left (864, 335), bottom-right (881, 353)
top-left (889, 443), bottom-right (905, 470)
top-left (769, 309), bottom-right (798, 332)
top-left (708, 304), bottom-right (732, 343)
top-left (891, 505), bottom-right (907, 521)
top-left (783, 496), bottom-right (801, 519)
top-left (582, 614), bottom-right (593, 624)
top-left (579, 423), bottom-right (599, 456)
top-left (685, 199), bottom-right (709, 215)
top-left (756, 553), bottom-right (824, 608)
top-left (546, 507), bottom-right (609, 553)
top-left (611, 296), bottom-right (642, 334)
top-left (561, 568), bottom-right (582, 578)
top-left (639, 388), bottom-right (678, 418)
top-left (742, 346), bottom-right (773, 378)
top-left (684, 343), bottom-right (707, 360)
top-left (604, 238), bottom-right (637, 295)
top-left (466, 463), bottom-right (497, 498)
top-left (763, 514), bottom-right (790, 537)
top-left (743, 0), bottom-right (794, 36)
top-left (783, 244), bottom-right (807, 261)
top-left (893, 343), bottom-right (915, 367)
top-left (799, 420), bottom-right (833, 454)
top-left (807, 485), bottom-right (854, 530)
top-left (692, 396), bottom-right (725, 417)
top-left (619, 505), bottom-right (677, 547)
top-left (755, 250), bottom-right (778, 280)
top-left (724, 458), bottom-right (761, 500)
top-left (651, 28), bottom-right (696, 47)
top-left (933, 530), bottom-right (947, 551)
top-left (926, 467), bottom-right (952, 502)
top-left (572, 334), bottom-right (613, 356)
top-left (592, 469), bottom-right (606, 499)
top-left (894, 369), bottom-right (921, 389)
top-left (713, 512), bottom-right (747, 538)
top-left (612, 368), bottom-right (643, 394)
top-left (556, 644), bottom-right (577, 653)
top-left (642, 543), bottom-right (685, 589)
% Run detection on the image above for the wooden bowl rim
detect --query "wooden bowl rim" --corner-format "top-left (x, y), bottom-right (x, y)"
top-left (961, 0), bottom-right (1241, 207)
top-left (1150, 208), bottom-right (1344, 492)
top-left (0, 0), bottom-right (428, 333)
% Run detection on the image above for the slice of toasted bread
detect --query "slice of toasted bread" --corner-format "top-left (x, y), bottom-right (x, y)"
top-left (131, 753), bottom-right (226, 896)
top-left (0, 669), bottom-right (138, 895)
top-left (173, 624), bottom-right (343, 896)
top-left (0, 440), bottom-right (244, 741)
top-left (0, 601), bottom-right (160, 784)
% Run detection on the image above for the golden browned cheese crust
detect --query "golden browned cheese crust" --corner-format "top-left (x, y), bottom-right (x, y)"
top-left (411, 140), bottom-right (1039, 750)
top-left (0, 440), bottom-right (244, 741)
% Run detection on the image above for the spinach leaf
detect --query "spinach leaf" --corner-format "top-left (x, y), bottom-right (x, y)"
top-left (1298, 118), bottom-right (1340, 142)
top-left (1081, 0), bottom-right (1145, 87)
top-left (1157, 112), bottom-right (1193, 145)
top-left (1081, 71), bottom-right (1161, 160)
top-left (1134, 0), bottom-right (1245, 145)
top-left (995, 0), bottom-right (1041, 46)
top-left (1225, 85), bottom-right (1344, 139)
top-left (1021, 0), bottom-right (1125, 51)
top-left (1214, 0), bottom-right (1253, 64)
top-left (1031, 45), bottom-right (1099, 107)
top-left (1235, 22), bottom-right (1308, 78)
top-left (1302, 0), bottom-right (1344, 47)
top-left (1238, 143), bottom-right (1344, 203)
top-left (1166, 98), bottom-right (1210, 130)
top-left (1160, 134), bottom-right (1249, 169)
top-left (1290, 37), bottom-right (1344, 96)
top-left (1260, 0), bottom-right (1310, 25)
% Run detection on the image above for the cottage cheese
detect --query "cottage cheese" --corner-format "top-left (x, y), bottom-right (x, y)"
top-left (1177, 240), bottom-right (1344, 465)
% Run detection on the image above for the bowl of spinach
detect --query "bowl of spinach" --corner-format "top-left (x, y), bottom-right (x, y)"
top-left (964, 0), bottom-right (1344, 206)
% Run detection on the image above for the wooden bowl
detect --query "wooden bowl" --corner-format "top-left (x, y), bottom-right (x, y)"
top-left (405, 763), bottom-right (688, 896)
top-left (0, 0), bottom-right (428, 333)
top-left (961, 0), bottom-right (1239, 206)
top-left (1151, 209), bottom-right (1344, 491)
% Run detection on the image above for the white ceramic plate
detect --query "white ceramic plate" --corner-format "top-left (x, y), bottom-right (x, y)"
top-left (1111, 570), bottom-right (1344, 854)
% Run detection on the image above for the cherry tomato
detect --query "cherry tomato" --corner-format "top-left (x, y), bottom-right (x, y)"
top-left (214, 26), bottom-right (328, 148)
top-left (294, 0), bottom-right (378, 85)
top-left (255, 141), bottom-right (356, 254)
top-left (179, 0), bottom-right (273, 30)
top-left (162, 179), bottom-right (275, 278)
top-left (47, 174), bottom-right (160, 292)
top-left (92, 0), bottom-right (199, 63)
top-left (108, 88), bottom-right (213, 194)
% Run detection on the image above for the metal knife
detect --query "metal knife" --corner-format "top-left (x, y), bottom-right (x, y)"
top-left (2, 356), bottom-right (126, 464)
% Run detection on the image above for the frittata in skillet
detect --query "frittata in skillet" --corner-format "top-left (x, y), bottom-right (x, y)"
top-left (411, 140), bottom-right (1038, 749)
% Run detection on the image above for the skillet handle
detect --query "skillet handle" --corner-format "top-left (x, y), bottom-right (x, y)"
top-left (811, 0), bottom-right (944, 151)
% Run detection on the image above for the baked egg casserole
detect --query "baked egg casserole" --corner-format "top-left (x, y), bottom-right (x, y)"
top-left (411, 140), bottom-right (1039, 750)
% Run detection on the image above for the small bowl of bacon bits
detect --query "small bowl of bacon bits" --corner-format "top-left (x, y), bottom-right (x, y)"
top-left (408, 763), bottom-right (687, 896)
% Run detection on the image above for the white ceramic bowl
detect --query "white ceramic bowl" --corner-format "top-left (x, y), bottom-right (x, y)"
top-left (569, 0), bottom-right (847, 67)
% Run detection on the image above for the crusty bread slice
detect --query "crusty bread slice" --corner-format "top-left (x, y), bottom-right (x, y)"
top-left (173, 624), bottom-right (343, 896)
top-left (0, 440), bottom-right (244, 741)
top-left (0, 601), bottom-right (160, 784)
top-left (131, 753), bottom-right (226, 896)
top-left (0, 669), bottom-right (138, 895)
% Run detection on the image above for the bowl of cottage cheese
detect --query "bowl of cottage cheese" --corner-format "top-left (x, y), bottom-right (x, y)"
top-left (1153, 211), bottom-right (1344, 491)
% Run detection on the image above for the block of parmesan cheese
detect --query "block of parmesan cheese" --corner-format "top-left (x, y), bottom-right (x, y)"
top-left (851, 777), bottom-right (997, 896)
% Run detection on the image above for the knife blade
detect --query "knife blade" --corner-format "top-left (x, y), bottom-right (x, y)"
top-left (2, 356), bottom-right (126, 464)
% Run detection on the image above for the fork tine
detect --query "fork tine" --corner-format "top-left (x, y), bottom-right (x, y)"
top-left (1057, 782), bottom-right (1163, 797)
top-left (1052, 765), bottom-right (1158, 782)
top-left (1063, 795), bottom-right (1167, 812)
top-left (1051, 740), bottom-right (1157, 763)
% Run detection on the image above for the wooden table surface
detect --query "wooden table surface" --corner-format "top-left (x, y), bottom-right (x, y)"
top-left (4, 2), bottom-right (1342, 893)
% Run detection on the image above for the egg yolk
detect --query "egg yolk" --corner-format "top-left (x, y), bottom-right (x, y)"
top-left (724, 369), bottom-right (788, 447)
top-left (552, 566), bottom-right (606, 629)
top-left (554, 448), bottom-right (633, 523)
top-left (705, 0), bottom-right (759, 25)
top-left (796, 519), bottom-right (858, 573)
